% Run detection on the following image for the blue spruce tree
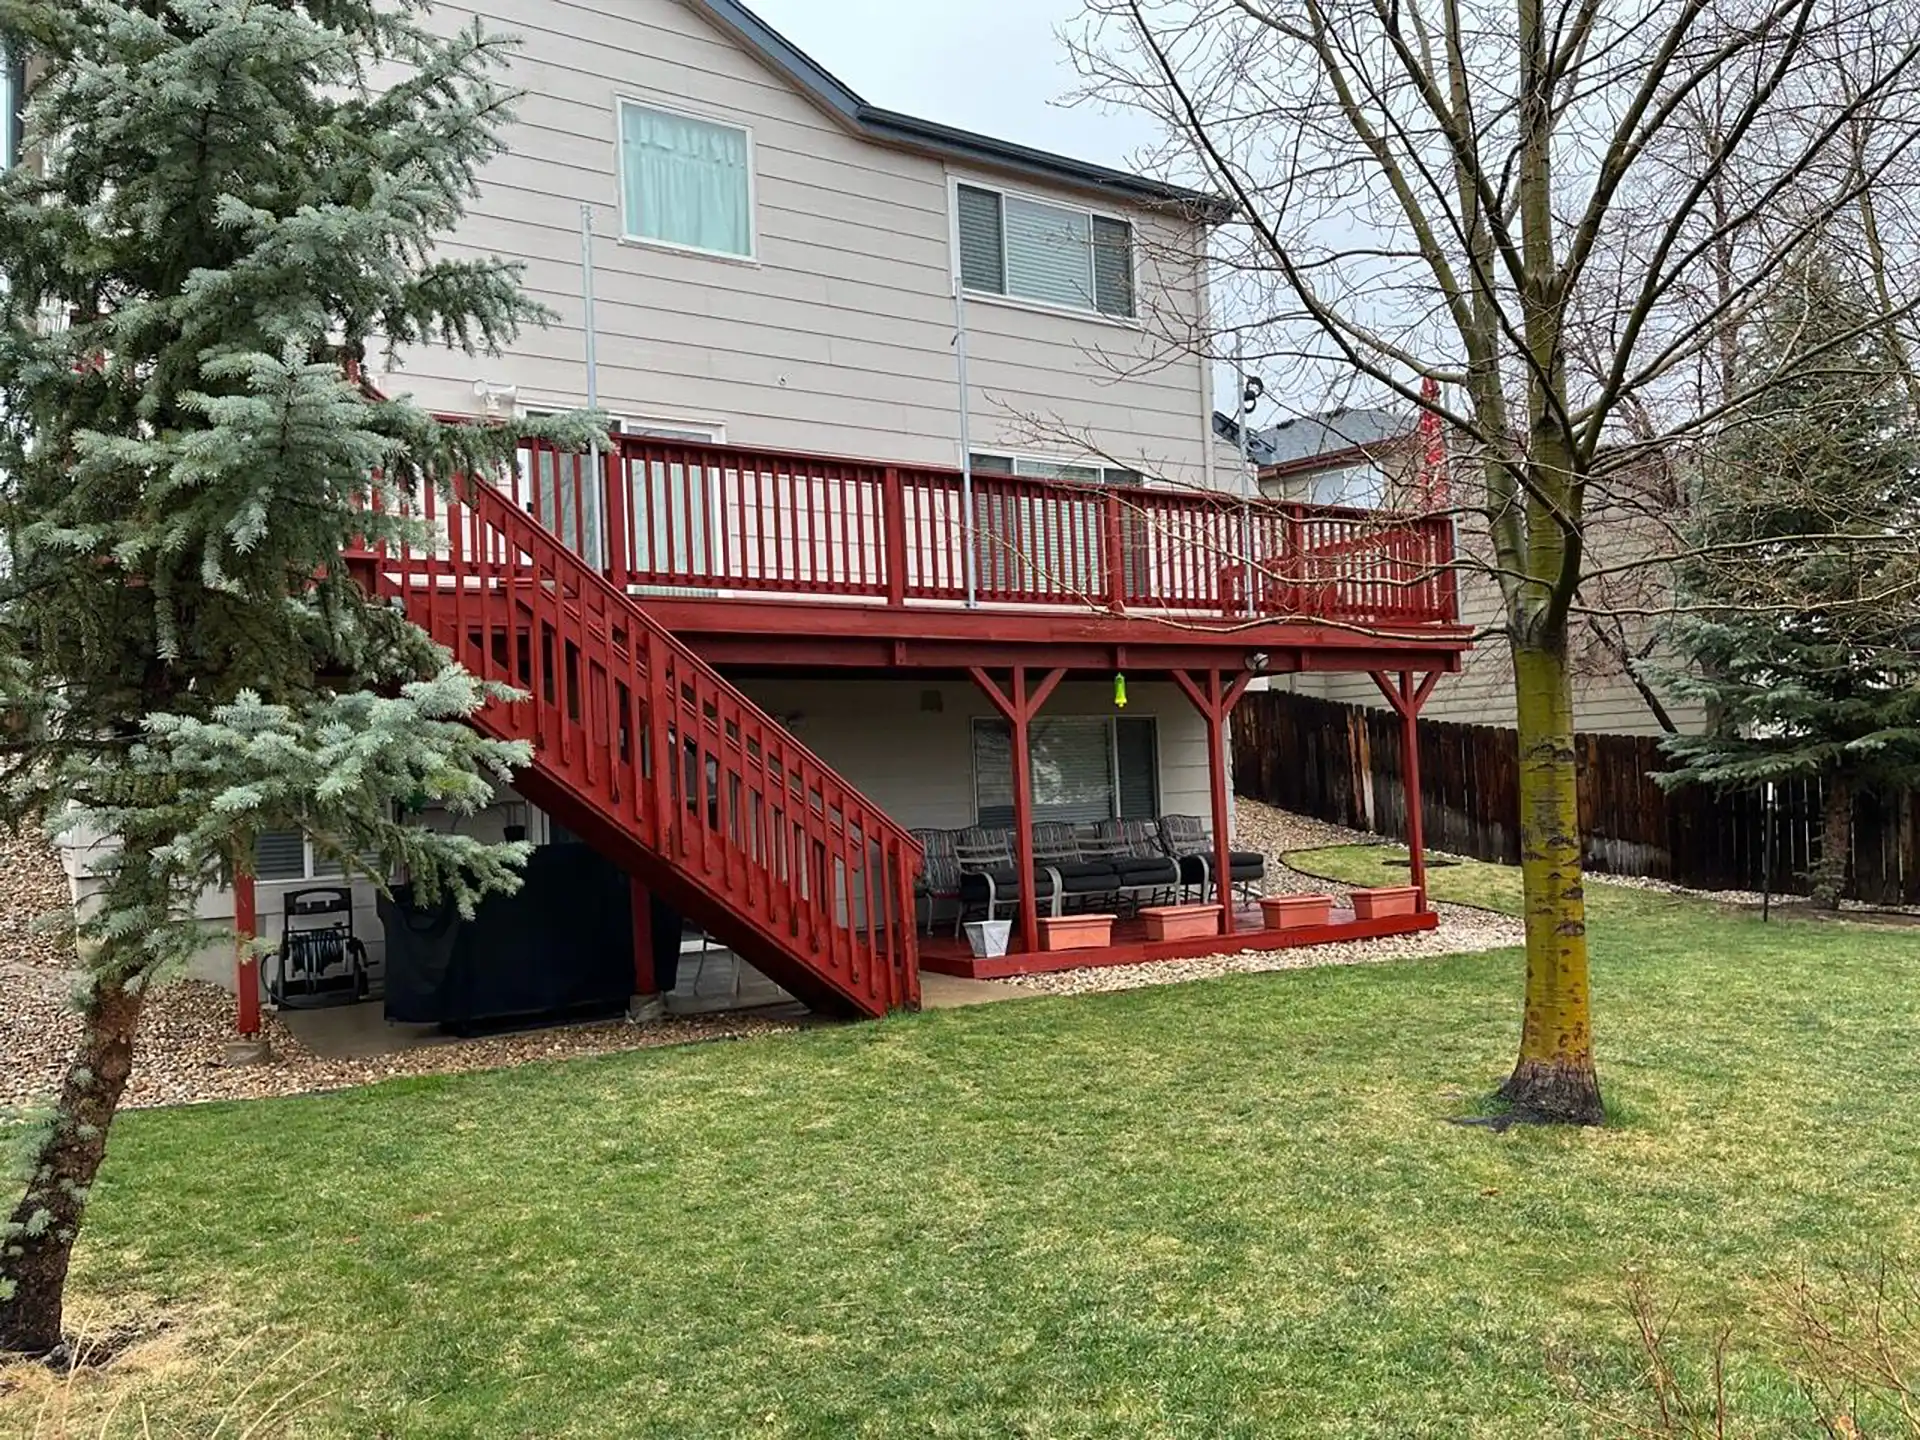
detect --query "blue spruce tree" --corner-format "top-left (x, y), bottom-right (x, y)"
top-left (0, 0), bottom-right (592, 1354)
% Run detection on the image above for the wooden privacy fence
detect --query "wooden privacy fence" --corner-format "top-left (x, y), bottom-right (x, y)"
top-left (1232, 691), bottom-right (1920, 903)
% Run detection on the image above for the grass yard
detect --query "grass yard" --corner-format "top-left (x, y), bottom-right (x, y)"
top-left (9, 850), bottom-right (1920, 1437)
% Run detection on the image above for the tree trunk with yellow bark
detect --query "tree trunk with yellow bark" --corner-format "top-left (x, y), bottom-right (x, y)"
top-left (1501, 637), bottom-right (1603, 1125)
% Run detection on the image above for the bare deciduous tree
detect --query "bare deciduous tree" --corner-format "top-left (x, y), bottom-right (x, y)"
top-left (1068, 0), bottom-right (1920, 1123)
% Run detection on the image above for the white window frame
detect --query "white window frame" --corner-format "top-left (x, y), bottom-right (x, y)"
top-left (970, 449), bottom-right (1140, 487)
top-left (621, 416), bottom-right (727, 445)
top-left (615, 96), bottom-right (759, 264)
top-left (951, 178), bottom-right (1139, 324)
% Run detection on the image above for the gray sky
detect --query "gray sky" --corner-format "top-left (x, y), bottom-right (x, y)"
top-left (745, 0), bottom-right (1162, 174)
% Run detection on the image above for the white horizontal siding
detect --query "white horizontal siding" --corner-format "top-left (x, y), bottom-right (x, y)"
top-left (378, 0), bottom-right (1214, 485)
top-left (730, 677), bottom-right (1213, 830)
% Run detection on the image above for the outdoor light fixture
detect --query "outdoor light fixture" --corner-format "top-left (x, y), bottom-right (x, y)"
top-left (1246, 651), bottom-right (1271, 672)
top-left (472, 378), bottom-right (520, 417)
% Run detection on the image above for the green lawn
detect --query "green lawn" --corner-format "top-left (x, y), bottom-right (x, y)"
top-left (13, 850), bottom-right (1920, 1437)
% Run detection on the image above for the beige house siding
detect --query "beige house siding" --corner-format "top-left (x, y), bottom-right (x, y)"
top-left (376, 0), bottom-right (1215, 484)
top-left (1275, 518), bottom-right (1706, 739)
top-left (730, 677), bottom-right (1219, 833)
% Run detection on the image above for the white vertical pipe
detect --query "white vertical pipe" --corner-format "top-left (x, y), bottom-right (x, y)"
top-left (580, 204), bottom-right (606, 572)
top-left (955, 278), bottom-right (978, 609)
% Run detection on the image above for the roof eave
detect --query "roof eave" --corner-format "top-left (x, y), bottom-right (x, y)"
top-left (1259, 432), bottom-right (1417, 480)
top-left (689, 0), bottom-right (1233, 224)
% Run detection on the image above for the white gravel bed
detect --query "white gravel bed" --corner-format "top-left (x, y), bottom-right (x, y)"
top-left (1233, 801), bottom-right (1378, 878)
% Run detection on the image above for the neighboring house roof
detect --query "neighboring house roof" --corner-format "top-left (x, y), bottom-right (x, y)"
top-left (1211, 411), bottom-right (1280, 469)
top-left (1254, 408), bottom-right (1412, 475)
top-left (690, 0), bottom-right (1232, 222)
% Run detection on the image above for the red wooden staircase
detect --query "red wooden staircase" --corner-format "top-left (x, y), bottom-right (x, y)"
top-left (362, 473), bottom-right (922, 1019)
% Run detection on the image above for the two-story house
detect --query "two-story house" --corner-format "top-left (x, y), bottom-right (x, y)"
top-left (83, 0), bottom-right (1469, 1028)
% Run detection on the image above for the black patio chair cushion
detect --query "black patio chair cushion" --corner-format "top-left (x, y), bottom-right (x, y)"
top-left (1176, 852), bottom-right (1267, 885)
top-left (959, 867), bottom-right (1059, 903)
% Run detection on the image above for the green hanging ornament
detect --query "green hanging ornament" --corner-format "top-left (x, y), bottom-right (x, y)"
top-left (1114, 672), bottom-right (1128, 709)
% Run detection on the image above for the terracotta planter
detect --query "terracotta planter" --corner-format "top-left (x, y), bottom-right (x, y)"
top-left (1037, 913), bottom-right (1116, 951)
top-left (1350, 885), bottom-right (1421, 920)
top-left (1260, 894), bottom-right (1335, 932)
top-left (1140, 904), bottom-right (1223, 942)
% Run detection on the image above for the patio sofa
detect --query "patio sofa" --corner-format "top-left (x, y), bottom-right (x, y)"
top-left (912, 815), bottom-right (1246, 934)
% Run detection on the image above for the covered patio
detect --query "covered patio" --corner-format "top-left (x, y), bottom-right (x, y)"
top-left (899, 662), bottom-right (1448, 978)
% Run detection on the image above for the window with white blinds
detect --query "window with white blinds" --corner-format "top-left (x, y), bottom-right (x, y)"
top-left (972, 717), bottom-right (1160, 828)
top-left (254, 831), bottom-right (379, 883)
top-left (956, 184), bottom-right (1135, 318)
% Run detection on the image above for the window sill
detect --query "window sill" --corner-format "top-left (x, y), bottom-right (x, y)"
top-left (616, 234), bottom-right (762, 269)
top-left (960, 288), bottom-right (1142, 331)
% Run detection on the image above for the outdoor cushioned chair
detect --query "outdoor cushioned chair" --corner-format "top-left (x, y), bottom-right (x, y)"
top-left (1086, 819), bottom-right (1183, 912)
top-left (1031, 822), bottom-right (1125, 912)
top-left (953, 827), bottom-right (1059, 936)
top-left (1157, 814), bottom-right (1267, 906)
top-left (911, 828), bottom-right (964, 935)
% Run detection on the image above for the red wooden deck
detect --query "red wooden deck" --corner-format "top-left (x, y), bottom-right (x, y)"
top-left (496, 434), bottom-right (1466, 658)
top-left (919, 904), bottom-right (1441, 981)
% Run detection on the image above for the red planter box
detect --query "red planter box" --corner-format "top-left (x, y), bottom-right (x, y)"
top-left (1350, 885), bottom-right (1421, 920)
top-left (1259, 894), bottom-right (1335, 931)
top-left (1140, 904), bottom-right (1223, 942)
top-left (1037, 913), bottom-right (1116, 951)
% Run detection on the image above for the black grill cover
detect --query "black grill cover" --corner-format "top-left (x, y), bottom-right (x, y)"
top-left (380, 845), bottom-right (634, 1031)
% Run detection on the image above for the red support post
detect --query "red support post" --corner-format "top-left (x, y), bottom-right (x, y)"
top-left (1103, 490), bottom-right (1127, 614)
top-left (234, 871), bottom-right (260, 1037)
top-left (1010, 670), bottom-right (1038, 953)
top-left (1172, 668), bottom-right (1257, 935)
top-left (882, 466), bottom-right (907, 609)
top-left (1370, 670), bottom-right (1443, 912)
top-left (630, 876), bottom-right (658, 998)
top-left (602, 441), bottom-right (630, 584)
top-left (969, 664), bottom-right (1066, 952)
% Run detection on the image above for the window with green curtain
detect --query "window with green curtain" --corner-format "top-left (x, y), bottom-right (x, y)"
top-left (957, 186), bottom-right (1134, 318)
top-left (620, 101), bottom-right (752, 257)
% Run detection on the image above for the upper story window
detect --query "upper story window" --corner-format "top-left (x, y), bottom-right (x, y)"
top-left (957, 184), bottom-right (1135, 319)
top-left (618, 99), bottom-right (754, 259)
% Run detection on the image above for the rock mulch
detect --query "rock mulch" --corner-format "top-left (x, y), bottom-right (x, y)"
top-left (4, 798), bottom-right (1528, 1109)
top-left (1589, 868), bottom-right (1920, 916)
top-left (1001, 901), bottom-right (1521, 999)
top-left (1, 824), bottom-right (799, 1114)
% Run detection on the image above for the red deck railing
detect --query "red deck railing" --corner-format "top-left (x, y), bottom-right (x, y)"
top-left (495, 436), bottom-right (1460, 629)
top-left (367, 468), bottom-right (922, 1018)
